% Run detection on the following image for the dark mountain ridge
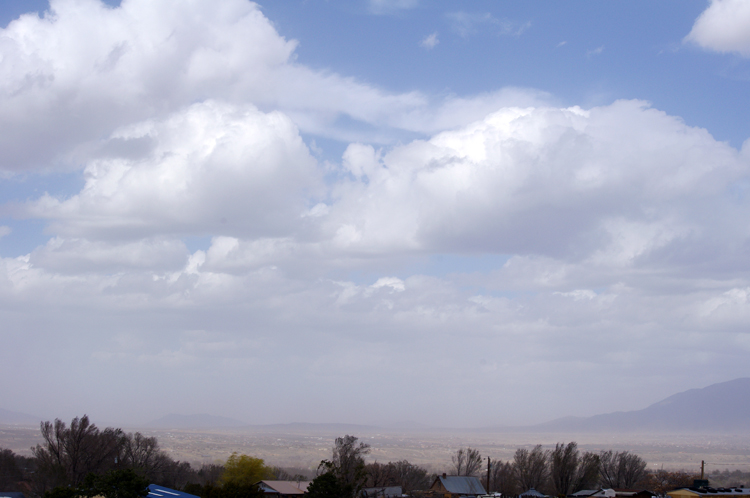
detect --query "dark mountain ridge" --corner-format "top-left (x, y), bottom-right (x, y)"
top-left (526, 377), bottom-right (750, 433)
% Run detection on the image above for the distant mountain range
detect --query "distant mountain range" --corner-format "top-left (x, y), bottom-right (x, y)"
top-left (0, 408), bottom-right (39, 426)
top-left (4, 378), bottom-right (748, 433)
top-left (145, 379), bottom-right (750, 433)
top-left (144, 416), bottom-right (383, 432)
top-left (522, 377), bottom-right (750, 433)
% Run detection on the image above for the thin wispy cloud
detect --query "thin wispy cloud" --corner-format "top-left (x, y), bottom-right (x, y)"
top-left (446, 11), bottom-right (530, 38)
top-left (587, 45), bottom-right (605, 57)
top-left (420, 32), bottom-right (439, 49)
top-left (368, 0), bottom-right (418, 15)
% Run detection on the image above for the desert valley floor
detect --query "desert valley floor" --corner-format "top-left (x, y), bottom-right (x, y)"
top-left (2, 425), bottom-right (749, 475)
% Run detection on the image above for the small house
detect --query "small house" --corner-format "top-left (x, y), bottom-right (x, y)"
top-left (429, 474), bottom-right (487, 498)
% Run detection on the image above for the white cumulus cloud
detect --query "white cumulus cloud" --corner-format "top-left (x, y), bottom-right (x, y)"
top-left (27, 100), bottom-right (321, 239)
top-left (324, 100), bottom-right (748, 275)
top-left (686, 0), bottom-right (750, 57)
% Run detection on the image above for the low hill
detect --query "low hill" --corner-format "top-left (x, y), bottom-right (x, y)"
top-left (146, 413), bottom-right (248, 429)
top-left (245, 422), bottom-right (382, 433)
top-left (530, 377), bottom-right (750, 433)
top-left (0, 408), bottom-right (39, 426)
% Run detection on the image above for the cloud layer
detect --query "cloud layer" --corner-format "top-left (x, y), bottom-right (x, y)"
top-left (1, 0), bottom-right (749, 427)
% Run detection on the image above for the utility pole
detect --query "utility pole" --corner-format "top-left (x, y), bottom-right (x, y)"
top-left (487, 456), bottom-right (491, 494)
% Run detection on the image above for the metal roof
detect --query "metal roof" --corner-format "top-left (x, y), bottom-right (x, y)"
top-left (438, 475), bottom-right (487, 495)
top-left (572, 490), bottom-right (616, 498)
top-left (147, 484), bottom-right (200, 498)
top-left (257, 481), bottom-right (312, 495)
top-left (670, 488), bottom-right (750, 497)
top-left (520, 489), bottom-right (548, 498)
top-left (362, 486), bottom-right (403, 497)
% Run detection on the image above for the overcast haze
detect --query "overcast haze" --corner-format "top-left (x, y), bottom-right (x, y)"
top-left (1, 0), bottom-right (750, 428)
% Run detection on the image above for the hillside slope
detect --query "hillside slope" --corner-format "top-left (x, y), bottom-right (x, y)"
top-left (532, 377), bottom-right (750, 433)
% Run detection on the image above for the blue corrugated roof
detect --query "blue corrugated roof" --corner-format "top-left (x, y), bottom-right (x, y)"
top-left (0, 493), bottom-right (27, 498)
top-left (439, 476), bottom-right (487, 495)
top-left (147, 484), bottom-right (200, 498)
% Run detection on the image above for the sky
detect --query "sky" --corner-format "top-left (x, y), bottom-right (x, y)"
top-left (1, 0), bottom-right (750, 429)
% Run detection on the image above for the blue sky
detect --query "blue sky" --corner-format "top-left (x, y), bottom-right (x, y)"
top-left (259, 1), bottom-right (748, 145)
top-left (1, 0), bottom-right (750, 429)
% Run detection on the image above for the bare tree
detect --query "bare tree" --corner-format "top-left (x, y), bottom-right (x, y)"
top-left (330, 435), bottom-right (371, 496)
top-left (157, 459), bottom-right (194, 490)
top-left (452, 448), bottom-right (482, 476)
top-left (195, 463), bottom-right (225, 486)
top-left (271, 466), bottom-right (310, 482)
top-left (598, 451), bottom-right (619, 488)
top-left (549, 442), bottom-right (600, 496)
top-left (120, 432), bottom-right (170, 481)
top-left (489, 459), bottom-right (518, 495)
top-left (619, 452), bottom-right (647, 488)
top-left (32, 415), bottom-right (123, 492)
top-left (388, 460), bottom-right (431, 493)
top-left (550, 442), bottom-right (579, 496)
top-left (599, 451), bottom-right (647, 489)
top-left (640, 470), bottom-right (698, 495)
top-left (365, 462), bottom-right (394, 488)
top-left (452, 449), bottom-right (467, 476)
top-left (575, 451), bottom-right (601, 492)
top-left (513, 445), bottom-right (549, 492)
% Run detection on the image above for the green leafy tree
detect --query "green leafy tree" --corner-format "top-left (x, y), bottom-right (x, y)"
top-left (219, 482), bottom-right (264, 498)
top-left (220, 453), bottom-right (274, 487)
top-left (307, 470), bottom-right (347, 498)
top-left (45, 469), bottom-right (148, 498)
top-left (44, 488), bottom-right (78, 498)
top-left (83, 469), bottom-right (149, 498)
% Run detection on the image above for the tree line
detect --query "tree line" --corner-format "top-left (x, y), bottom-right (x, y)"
top-left (0, 418), bottom-right (711, 498)
top-left (452, 443), bottom-right (648, 496)
top-left (307, 437), bottom-right (708, 498)
top-left (306, 438), bottom-right (651, 498)
top-left (0, 416), bottom-right (297, 498)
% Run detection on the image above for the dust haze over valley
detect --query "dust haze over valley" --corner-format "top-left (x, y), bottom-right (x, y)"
top-left (2, 424), bottom-right (750, 476)
top-left (2, 379), bottom-right (750, 476)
